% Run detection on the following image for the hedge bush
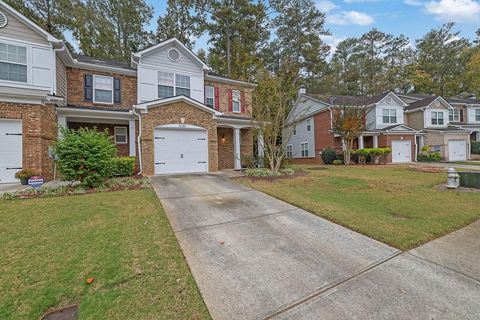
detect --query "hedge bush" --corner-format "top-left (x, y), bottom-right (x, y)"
top-left (54, 127), bottom-right (117, 188)
top-left (333, 160), bottom-right (343, 165)
top-left (245, 168), bottom-right (282, 177)
top-left (418, 152), bottom-right (441, 162)
top-left (472, 141), bottom-right (480, 155)
top-left (110, 157), bottom-right (136, 176)
top-left (321, 148), bottom-right (337, 165)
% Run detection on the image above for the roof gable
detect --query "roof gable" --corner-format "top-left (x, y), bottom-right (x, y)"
top-left (134, 95), bottom-right (222, 116)
top-left (287, 94), bottom-right (330, 123)
top-left (374, 92), bottom-right (408, 107)
top-left (133, 38), bottom-right (209, 70)
top-left (382, 124), bottom-right (418, 132)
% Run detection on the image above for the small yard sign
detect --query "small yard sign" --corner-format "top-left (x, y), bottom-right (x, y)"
top-left (28, 176), bottom-right (44, 189)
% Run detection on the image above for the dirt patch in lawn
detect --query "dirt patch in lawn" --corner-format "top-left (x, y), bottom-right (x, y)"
top-left (41, 305), bottom-right (78, 320)
top-left (434, 184), bottom-right (480, 193)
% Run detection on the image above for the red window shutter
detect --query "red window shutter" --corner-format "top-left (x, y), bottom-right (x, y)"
top-left (228, 89), bottom-right (233, 112)
top-left (241, 91), bottom-right (246, 113)
top-left (214, 86), bottom-right (220, 110)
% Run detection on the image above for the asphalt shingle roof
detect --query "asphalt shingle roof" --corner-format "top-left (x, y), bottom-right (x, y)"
top-left (72, 54), bottom-right (134, 71)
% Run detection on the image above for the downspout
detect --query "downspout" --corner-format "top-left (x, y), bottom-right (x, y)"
top-left (132, 107), bottom-right (143, 175)
top-left (52, 44), bottom-right (66, 97)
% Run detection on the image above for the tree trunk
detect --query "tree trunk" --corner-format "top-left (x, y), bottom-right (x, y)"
top-left (226, 28), bottom-right (231, 77)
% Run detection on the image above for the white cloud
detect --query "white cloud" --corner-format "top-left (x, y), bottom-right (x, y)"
top-left (327, 11), bottom-right (375, 25)
top-left (317, 0), bottom-right (338, 13)
top-left (321, 34), bottom-right (347, 59)
top-left (424, 0), bottom-right (480, 22)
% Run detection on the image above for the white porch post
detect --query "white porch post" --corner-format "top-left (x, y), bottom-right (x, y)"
top-left (373, 135), bottom-right (379, 148)
top-left (419, 135), bottom-right (425, 149)
top-left (234, 128), bottom-right (241, 170)
top-left (129, 119), bottom-right (136, 157)
top-left (57, 115), bottom-right (67, 138)
top-left (257, 131), bottom-right (264, 164)
top-left (358, 135), bottom-right (365, 149)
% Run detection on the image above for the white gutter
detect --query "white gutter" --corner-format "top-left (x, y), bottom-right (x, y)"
top-left (132, 108), bottom-right (143, 175)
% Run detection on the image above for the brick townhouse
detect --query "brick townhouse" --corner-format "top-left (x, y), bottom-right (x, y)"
top-left (0, 0), bottom-right (259, 183)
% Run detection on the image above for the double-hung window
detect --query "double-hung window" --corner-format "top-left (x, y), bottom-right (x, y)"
top-left (476, 109), bottom-right (480, 122)
top-left (306, 118), bottom-right (311, 131)
top-left (301, 142), bottom-right (309, 157)
top-left (158, 72), bottom-right (174, 99)
top-left (449, 109), bottom-right (460, 122)
top-left (286, 145), bottom-right (293, 158)
top-left (293, 125), bottom-right (297, 136)
top-left (114, 127), bottom-right (127, 144)
top-left (205, 86), bottom-right (214, 108)
top-left (0, 42), bottom-right (27, 83)
top-left (431, 111), bottom-right (444, 125)
top-left (232, 89), bottom-right (241, 112)
top-left (93, 75), bottom-right (113, 104)
top-left (175, 74), bottom-right (190, 97)
top-left (383, 108), bottom-right (397, 124)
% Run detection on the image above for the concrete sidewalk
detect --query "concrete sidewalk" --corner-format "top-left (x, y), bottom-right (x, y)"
top-left (151, 174), bottom-right (480, 320)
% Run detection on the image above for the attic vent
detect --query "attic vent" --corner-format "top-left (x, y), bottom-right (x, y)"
top-left (0, 11), bottom-right (7, 28)
top-left (168, 48), bottom-right (181, 62)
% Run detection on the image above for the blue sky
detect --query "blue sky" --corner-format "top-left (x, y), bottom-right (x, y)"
top-left (147, 0), bottom-right (479, 54)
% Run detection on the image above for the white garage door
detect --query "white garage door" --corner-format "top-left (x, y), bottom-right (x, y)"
top-left (0, 119), bottom-right (22, 183)
top-left (154, 127), bottom-right (208, 175)
top-left (391, 140), bottom-right (412, 163)
top-left (448, 140), bottom-right (467, 161)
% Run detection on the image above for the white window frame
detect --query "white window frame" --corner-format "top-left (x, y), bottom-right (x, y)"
top-left (293, 125), bottom-right (297, 136)
top-left (114, 126), bottom-right (128, 145)
top-left (431, 111), bottom-right (445, 126)
top-left (382, 108), bottom-right (397, 124)
top-left (449, 109), bottom-right (460, 122)
top-left (301, 142), bottom-right (309, 157)
top-left (306, 118), bottom-right (311, 132)
top-left (232, 89), bottom-right (241, 113)
top-left (0, 41), bottom-right (28, 83)
top-left (476, 109), bottom-right (480, 122)
top-left (175, 74), bottom-right (190, 97)
top-left (286, 145), bottom-right (293, 158)
top-left (93, 75), bottom-right (114, 104)
top-left (158, 71), bottom-right (174, 99)
top-left (205, 85), bottom-right (215, 108)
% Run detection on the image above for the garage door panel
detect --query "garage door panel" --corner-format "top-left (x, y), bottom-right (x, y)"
top-left (0, 120), bottom-right (22, 183)
top-left (448, 140), bottom-right (467, 161)
top-left (154, 127), bottom-right (208, 175)
top-left (391, 140), bottom-right (412, 163)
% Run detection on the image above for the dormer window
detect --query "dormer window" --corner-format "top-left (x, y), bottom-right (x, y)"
top-left (0, 42), bottom-right (27, 83)
top-left (431, 111), bottom-right (444, 125)
top-left (383, 108), bottom-right (397, 124)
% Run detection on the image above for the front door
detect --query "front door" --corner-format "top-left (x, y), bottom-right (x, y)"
top-left (391, 140), bottom-right (412, 163)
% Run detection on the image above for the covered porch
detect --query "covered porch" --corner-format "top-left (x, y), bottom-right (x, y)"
top-left (57, 107), bottom-right (137, 157)
top-left (215, 116), bottom-right (263, 170)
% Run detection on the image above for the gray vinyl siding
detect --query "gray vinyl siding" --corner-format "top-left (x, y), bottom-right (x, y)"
top-left (55, 55), bottom-right (67, 97)
top-left (287, 96), bottom-right (328, 123)
top-left (140, 43), bottom-right (203, 74)
top-left (286, 118), bottom-right (315, 159)
top-left (0, 5), bottom-right (48, 45)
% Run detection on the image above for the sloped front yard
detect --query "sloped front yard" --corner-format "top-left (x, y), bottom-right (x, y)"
top-left (0, 190), bottom-right (210, 320)
top-left (238, 166), bottom-right (480, 250)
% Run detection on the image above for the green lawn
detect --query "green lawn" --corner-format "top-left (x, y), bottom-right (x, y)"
top-left (239, 166), bottom-right (480, 251)
top-left (454, 161), bottom-right (480, 166)
top-left (0, 190), bottom-right (210, 320)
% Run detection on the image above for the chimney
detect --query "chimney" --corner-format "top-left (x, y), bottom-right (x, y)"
top-left (298, 85), bottom-right (306, 98)
top-left (469, 94), bottom-right (477, 100)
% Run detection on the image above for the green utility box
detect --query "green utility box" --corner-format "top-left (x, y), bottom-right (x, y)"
top-left (459, 172), bottom-right (480, 189)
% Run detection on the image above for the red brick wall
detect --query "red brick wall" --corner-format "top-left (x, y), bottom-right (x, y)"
top-left (0, 102), bottom-right (57, 180)
top-left (204, 80), bottom-right (253, 118)
top-left (68, 122), bottom-right (130, 157)
top-left (66, 67), bottom-right (137, 109)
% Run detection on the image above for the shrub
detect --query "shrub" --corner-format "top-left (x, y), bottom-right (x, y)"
top-left (321, 148), bottom-right (337, 165)
top-left (110, 157), bottom-right (136, 176)
top-left (54, 127), bottom-right (117, 188)
top-left (472, 141), bottom-right (480, 155)
top-left (242, 153), bottom-right (260, 169)
top-left (280, 168), bottom-right (295, 176)
top-left (333, 159), bottom-right (343, 165)
top-left (15, 169), bottom-right (38, 180)
top-left (418, 152), bottom-right (441, 162)
top-left (245, 168), bottom-right (282, 177)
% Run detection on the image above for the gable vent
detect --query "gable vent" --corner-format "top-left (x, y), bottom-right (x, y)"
top-left (168, 48), bottom-right (181, 62)
top-left (0, 11), bottom-right (7, 28)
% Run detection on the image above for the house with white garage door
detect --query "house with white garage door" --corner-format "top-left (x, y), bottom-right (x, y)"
top-left (0, 0), bottom-right (258, 183)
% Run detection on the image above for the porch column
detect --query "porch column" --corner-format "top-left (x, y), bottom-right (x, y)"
top-left (57, 115), bottom-right (67, 138)
top-left (257, 131), bottom-right (264, 165)
top-left (358, 135), bottom-right (365, 149)
top-left (129, 119), bottom-right (136, 157)
top-left (477, 132), bottom-right (480, 141)
top-left (234, 128), bottom-right (241, 170)
top-left (419, 135), bottom-right (425, 149)
top-left (373, 135), bottom-right (378, 148)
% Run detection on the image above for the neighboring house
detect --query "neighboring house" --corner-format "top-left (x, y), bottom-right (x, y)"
top-left (0, 0), bottom-right (257, 183)
top-left (285, 90), bottom-right (421, 164)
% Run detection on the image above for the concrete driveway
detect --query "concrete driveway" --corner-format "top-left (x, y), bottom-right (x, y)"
top-left (151, 174), bottom-right (480, 320)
